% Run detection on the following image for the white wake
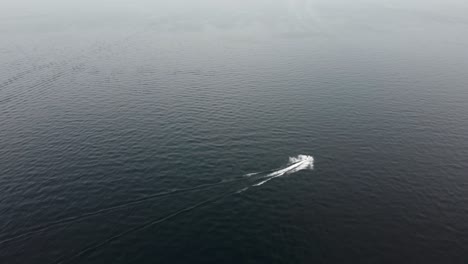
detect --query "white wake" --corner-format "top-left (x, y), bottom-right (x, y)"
top-left (253, 155), bottom-right (314, 186)
top-left (244, 172), bottom-right (260, 177)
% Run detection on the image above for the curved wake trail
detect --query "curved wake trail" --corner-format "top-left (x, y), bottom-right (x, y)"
top-left (52, 154), bottom-right (314, 263)
top-left (53, 192), bottom-right (234, 264)
top-left (0, 155), bottom-right (314, 246)
top-left (0, 179), bottom-right (245, 246)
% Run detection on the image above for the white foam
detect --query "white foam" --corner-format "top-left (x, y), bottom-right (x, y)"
top-left (253, 177), bottom-right (273, 186)
top-left (267, 155), bottom-right (313, 177)
top-left (253, 155), bottom-right (314, 187)
top-left (236, 187), bottom-right (249, 193)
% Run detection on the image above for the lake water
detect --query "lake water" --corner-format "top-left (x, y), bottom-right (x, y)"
top-left (1, 0), bottom-right (468, 263)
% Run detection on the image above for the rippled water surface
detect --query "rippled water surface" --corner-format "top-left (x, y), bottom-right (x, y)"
top-left (1, 0), bottom-right (468, 263)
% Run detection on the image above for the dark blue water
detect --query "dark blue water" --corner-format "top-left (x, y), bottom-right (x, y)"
top-left (1, 1), bottom-right (468, 263)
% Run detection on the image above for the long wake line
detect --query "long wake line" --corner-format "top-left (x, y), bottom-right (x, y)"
top-left (0, 178), bottom-right (245, 246)
top-left (53, 191), bottom-right (235, 264)
top-left (0, 154), bottom-right (314, 247)
top-left (52, 154), bottom-right (314, 264)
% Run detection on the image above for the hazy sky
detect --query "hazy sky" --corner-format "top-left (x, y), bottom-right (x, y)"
top-left (1, 0), bottom-right (467, 46)
top-left (2, 0), bottom-right (467, 18)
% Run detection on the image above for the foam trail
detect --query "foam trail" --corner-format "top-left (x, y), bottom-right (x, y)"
top-left (253, 155), bottom-right (313, 187)
top-left (0, 178), bottom-right (245, 246)
top-left (244, 172), bottom-right (260, 177)
top-left (2, 156), bottom-right (312, 245)
top-left (267, 155), bottom-right (314, 177)
top-left (53, 191), bottom-right (235, 264)
top-left (253, 178), bottom-right (273, 186)
top-left (236, 187), bottom-right (249, 193)
top-left (55, 155), bottom-right (315, 262)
